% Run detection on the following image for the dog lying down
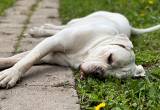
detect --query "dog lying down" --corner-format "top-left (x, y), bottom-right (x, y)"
top-left (0, 11), bottom-right (160, 88)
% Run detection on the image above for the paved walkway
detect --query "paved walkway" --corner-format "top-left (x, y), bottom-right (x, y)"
top-left (0, 0), bottom-right (80, 110)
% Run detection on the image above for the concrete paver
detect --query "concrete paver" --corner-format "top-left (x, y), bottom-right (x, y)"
top-left (0, 87), bottom-right (79, 110)
top-left (0, 0), bottom-right (38, 54)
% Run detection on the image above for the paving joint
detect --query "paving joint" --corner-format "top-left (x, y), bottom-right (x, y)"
top-left (14, 0), bottom-right (42, 53)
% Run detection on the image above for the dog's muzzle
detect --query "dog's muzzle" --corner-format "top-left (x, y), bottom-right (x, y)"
top-left (79, 63), bottom-right (105, 79)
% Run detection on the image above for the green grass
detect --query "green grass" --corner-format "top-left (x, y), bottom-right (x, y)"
top-left (59, 0), bottom-right (160, 109)
top-left (0, 0), bottom-right (16, 16)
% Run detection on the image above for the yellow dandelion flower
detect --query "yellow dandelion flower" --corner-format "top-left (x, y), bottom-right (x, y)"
top-left (95, 102), bottom-right (106, 110)
top-left (148, 0), bottom-right (155, 5)
top-left (140, 11), bottom-right (145, 17)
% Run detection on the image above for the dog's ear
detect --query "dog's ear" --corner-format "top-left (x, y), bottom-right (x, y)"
top-left (134, 65), bottom-right (145, 77)
top-left (109, 34), bottom-right (133, 50)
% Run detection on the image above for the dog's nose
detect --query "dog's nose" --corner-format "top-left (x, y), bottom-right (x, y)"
top-left (92, 67), bottom-right (104, 77)
top-left (79, 63), bottom-right (104, 79)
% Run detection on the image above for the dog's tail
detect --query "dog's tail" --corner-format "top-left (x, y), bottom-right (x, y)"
top-left (131, 24), bottom-right (160, 35)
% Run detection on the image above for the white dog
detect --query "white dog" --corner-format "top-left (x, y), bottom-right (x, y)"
top-left (0, 11), bottom-right (160, 88)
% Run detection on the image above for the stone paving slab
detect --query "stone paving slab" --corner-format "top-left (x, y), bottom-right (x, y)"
top-left (0, 0), bottom-right (39, 53)
top-left (0, 38), bottom-right (16, 53)
top-left (27, 18), bottom-right (61, 29)
top-left (20, 37), bottom-right (44, 51)
top-left (0, 66), bottom-right (79, 110)
top-left (0, 86), bottom-right (79, 110)
top-left (21, 65), bottom-right (75, 87)
top-left (0, 0), bottom-right (80, 110)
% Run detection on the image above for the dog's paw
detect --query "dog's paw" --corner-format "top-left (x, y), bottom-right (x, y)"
top-left (29, 27), bottom-right (53, 37)
top-left (43, 24), bottom-right (55, 29)
top-left (29, 27), bottom-right (44, 37)
top-left (134, 65), bottom-right (146, 77)
top-left (0, 68), bottom-right (22, 88)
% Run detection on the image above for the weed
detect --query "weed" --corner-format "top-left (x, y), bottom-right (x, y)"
top-left (0, 0), bottom-right (15, 16)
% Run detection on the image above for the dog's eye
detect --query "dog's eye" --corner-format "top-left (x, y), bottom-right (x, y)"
top-left (107, 54), bottom-right (113, 65)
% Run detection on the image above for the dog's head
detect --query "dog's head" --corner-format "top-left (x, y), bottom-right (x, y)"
top-left (80, 34), bottom-right (145, 79)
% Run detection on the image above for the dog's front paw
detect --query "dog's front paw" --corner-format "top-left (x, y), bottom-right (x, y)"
top-left (0, 68), bottom-right (22, 88)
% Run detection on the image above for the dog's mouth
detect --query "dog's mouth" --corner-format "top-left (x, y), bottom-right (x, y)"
top-left (79, 64), bottom-right (105, 79)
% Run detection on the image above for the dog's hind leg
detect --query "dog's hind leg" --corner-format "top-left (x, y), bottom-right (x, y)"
top-left (28, 24), bottom-right (66, 38)
top-left (29, 28), bottom-right (59, 38)
top-left (42, 24), bottom-right (66, 30)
